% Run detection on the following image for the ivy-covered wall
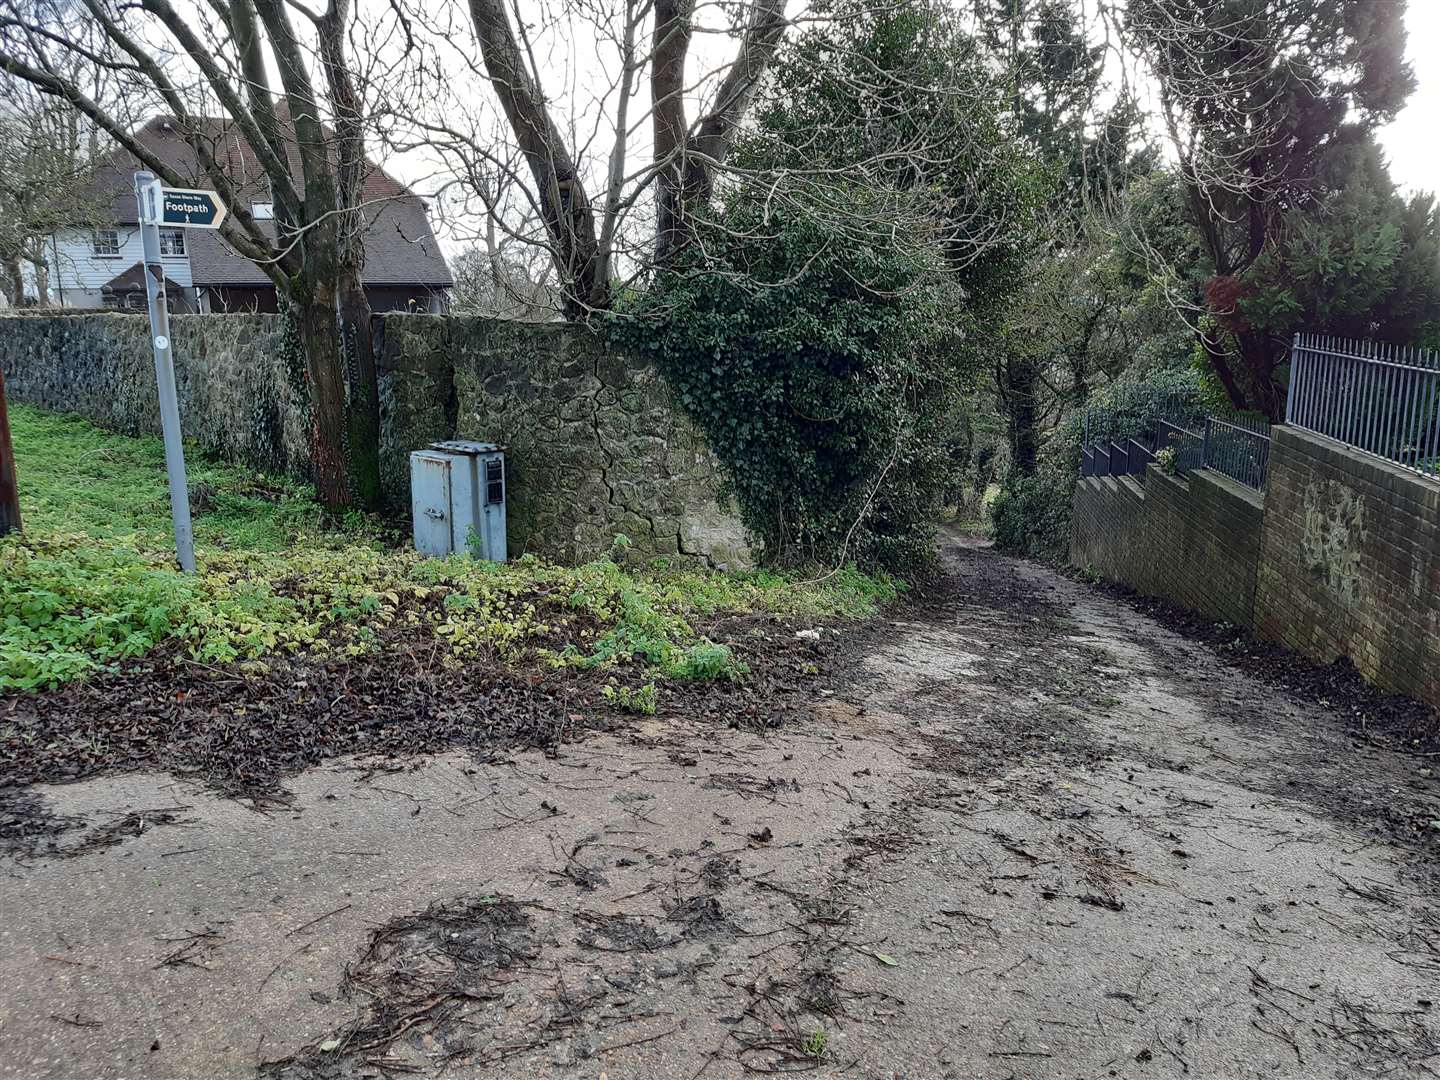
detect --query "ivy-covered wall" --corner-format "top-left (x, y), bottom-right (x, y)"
top-left (0, 312), bottom-right (750, 568)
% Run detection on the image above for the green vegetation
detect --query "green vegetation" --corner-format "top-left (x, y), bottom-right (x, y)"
top-left (991, 367), bottom-right (1215, 561)
top-left (602, 681), bottom-right (659, 716)
top-left (11, 406), bottom-right (357, 551)
top-left (1126, 0), bottom-right (1435, 418)
top-left (0, 405), bottom-right (898, 691)
top-left (801, 1030), bottom-right (828, 1061)
top-left (611, 0), bottom-right (1043, 574)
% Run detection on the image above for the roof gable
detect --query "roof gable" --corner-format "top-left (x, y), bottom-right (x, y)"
top-left (85, 113), bottom-right (451, 288)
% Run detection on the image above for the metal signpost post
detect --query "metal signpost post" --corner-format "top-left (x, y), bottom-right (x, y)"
top-left (0, 366), bottom-right (20, 537)
top-left (134, 171), bottom-right (228, 572)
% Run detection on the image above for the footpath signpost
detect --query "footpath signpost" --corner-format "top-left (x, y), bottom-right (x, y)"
top-left (134, 171), bottom-right (228, 572)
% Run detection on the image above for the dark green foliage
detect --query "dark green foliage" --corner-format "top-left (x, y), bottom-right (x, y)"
top-left (990, 366), bottom-right (1215, 561)
top-left (609, 202), bottom-right (964, 573)
top-left (971, 0), bottom-right (1153, 211)
top-left (990, 468), bottom-right (1076, 561)
top-left (1125, 0), bottom-right (1425, 416)
top-left (969, 0), bottom-right (1155, 475)
top-left (1240, 138), bottom-right (1440, 349)
top-left (735, 0), bottom-right (1046, 307)
top-left (611, 0), bottom-right (1045, 573)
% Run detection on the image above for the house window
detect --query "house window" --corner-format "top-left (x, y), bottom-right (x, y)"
top-left (126, 292), bottom-right (148, 310)
top-left (159, 229), bottom-right (185, 256)
top-left (102, 294), bottom-right (121, 309)
top-left (251, 202), bottom-right (275, 220)
top-left (93, 229), bottom-right (120, 257)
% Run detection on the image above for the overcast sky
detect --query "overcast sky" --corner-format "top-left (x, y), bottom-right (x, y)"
top-left (1376, 0), bottom-right (1438, 197)
top-left (403, 0), bottom-right (1438, 255)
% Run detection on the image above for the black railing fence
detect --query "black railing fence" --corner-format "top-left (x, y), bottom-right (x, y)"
top-left (1081, 394), bottom-right (1270, 491)
top-left (1288, 333), bottom-right (1440, 479)
top-left (1078, 333), bottom-right (1438, 493)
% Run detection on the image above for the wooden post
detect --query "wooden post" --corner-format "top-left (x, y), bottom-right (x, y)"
top-left (0, 366), bottom-right (20, 536)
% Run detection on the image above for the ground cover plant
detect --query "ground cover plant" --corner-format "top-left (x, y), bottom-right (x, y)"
top-left (0, 406), bottom-right (897, 693)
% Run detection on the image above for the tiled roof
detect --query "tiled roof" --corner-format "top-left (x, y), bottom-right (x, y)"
top-left (97, 261), bottom-right (184, 294)
top-left (87, 113), bottom-right (452, 288)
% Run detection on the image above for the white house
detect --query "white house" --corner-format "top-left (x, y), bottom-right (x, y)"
top-left (47, 221), bottom-right (197, 311)
top-left (37, 114), bottom-right (452, 314)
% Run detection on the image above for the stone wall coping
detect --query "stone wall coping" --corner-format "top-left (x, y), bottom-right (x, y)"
top-left (1190, 467), bottom-right (1266, 511)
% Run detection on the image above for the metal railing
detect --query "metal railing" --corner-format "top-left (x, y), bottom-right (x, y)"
top-left (1288, 332), bottom-right (1440, 479)
top-left (1202, 416), bottom-right (1270, 490)
top-left (1082, 388), bottom-right (1208, 448)
top-left (1156, 419), bottom-right (1204, 472)
top-left (1128, 414), bottom-right (1271, 490)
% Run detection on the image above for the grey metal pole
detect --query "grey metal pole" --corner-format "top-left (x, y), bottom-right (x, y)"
top-left (135, 171), bottom-right (195, 572)
top-left (0, 367), bottom-right (20, 537)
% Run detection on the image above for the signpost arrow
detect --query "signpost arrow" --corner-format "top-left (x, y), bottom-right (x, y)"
top-left (158, 187), bottom-right (228, 230)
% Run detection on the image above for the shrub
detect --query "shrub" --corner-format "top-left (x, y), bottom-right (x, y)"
top-left (989, 468), bottom-right (1076, 561)
top-left (990, 366), bottom-right (1215, 562)
top-left (608, 199), bottom-right (973, 576)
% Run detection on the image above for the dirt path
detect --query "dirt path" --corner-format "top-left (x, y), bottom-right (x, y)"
top-left (4, 538), bottom-right (1439, 1080)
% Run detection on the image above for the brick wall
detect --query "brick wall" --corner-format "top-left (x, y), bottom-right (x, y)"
top-left (1070, 466), bottom-right (1264, 627)
top-left (1255, 427), bottom-right (1440, 707)
top-left (1070, 426), bottom-right (1440, 709)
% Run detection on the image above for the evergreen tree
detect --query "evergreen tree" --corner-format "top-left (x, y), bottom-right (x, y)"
top-left (1125, 0), bottom-right (1423, 418)
top-left (970, 0), bottom-right (1153, 471)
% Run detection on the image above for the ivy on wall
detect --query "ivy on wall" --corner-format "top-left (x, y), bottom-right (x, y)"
top-left (607, 201), bottom-right (971, 574)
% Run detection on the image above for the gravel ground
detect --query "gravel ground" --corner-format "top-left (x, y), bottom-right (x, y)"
top-left (2, 534), bottom-right (1438, 1080)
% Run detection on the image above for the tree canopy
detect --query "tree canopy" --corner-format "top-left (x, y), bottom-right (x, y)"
top-left (1123, 0), bottom-right (1427, 417)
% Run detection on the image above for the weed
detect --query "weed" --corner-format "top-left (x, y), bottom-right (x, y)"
top-left (602, 682), bottom-right (659, 715)
top-left (802, 1030), bottom-right (828, 1060)
top-left (2, 406), bottom-right (894, 691)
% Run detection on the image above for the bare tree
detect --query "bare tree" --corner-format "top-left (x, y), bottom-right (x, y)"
top-left (0, 63), bottom-right (115, 306)
top-left (0, 0), bottom-right (423, 507)
top-left (391, 0), bottom-right (785, 319)
top-left (398, 0), bottom-right (1051, 324)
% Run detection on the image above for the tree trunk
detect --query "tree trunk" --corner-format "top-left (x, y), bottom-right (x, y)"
top-left (1199, 332), bottom-right (1249, 413)
top-left (1, 256), bottom-right (23, 307)
top-left (32, 258), bottom-right (48, 307)
top-left (0, 367), bottom-right (21, 536)
top-left (287, 260), bottom-right (381, 511)
top-left (651, 0), bottom-right (786, 266)
top-left (468, 0), bottom-right (606, 319)
top-left (336, 268), bottom-right (382, 510)
top-left (1004, 355), bottom-right (1040, 474)
top-left (1237, 330), bottom-right (1283, 421)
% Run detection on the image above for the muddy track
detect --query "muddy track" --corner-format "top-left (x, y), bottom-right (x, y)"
top-left (3, 536), bottom-right (1438, 1080)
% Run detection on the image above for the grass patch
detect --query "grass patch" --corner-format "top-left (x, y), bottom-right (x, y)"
top-left (2, 406), bottom-right (898, 691)
top-left (7, 404), bottom-right (371, 552)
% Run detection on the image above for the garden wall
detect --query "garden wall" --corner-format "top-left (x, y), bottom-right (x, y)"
top-left (0, 312), bottom-right (749, 568)
top-left (1069, 467), bottom-right (1264, 628)
top-left (1071, 426), bottom-right (1440, 709)
top-left (1253, 428), bottom-right (1440, 709)
top-left (380, 316), bottom-right (749, 567)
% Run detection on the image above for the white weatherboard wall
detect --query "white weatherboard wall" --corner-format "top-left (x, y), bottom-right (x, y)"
top-left (46, 226), bottom-right (193, 307)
